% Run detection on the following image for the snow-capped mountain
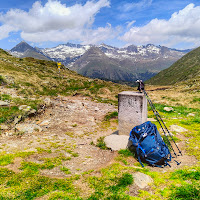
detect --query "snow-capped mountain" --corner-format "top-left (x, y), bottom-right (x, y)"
top-left (9, 41), bottom-right (191, 83)
top-left (40, 43), bottom-right (91, 66)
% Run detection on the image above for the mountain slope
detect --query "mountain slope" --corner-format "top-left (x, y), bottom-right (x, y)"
top-left (147, 46), bottom-right (200, 85)
top-left (72, 47), bottom-right (136, 82)
top-left (0, 48), bottom-right (131, 102)
top-left (10, 41), bottom-right (49, 61)
top-left (10, 41), bottom-right (36, 52)
top-left (71, 44), bottom-right (187, 83)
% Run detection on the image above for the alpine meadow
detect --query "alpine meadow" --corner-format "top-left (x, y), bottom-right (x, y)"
top-left (0, 0), bottom-right (200, 199)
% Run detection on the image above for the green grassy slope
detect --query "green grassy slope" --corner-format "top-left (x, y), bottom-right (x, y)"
top-left (147, 46), bottom-right (200, 85)
top-left (0, 48), bottom-right (131, 102)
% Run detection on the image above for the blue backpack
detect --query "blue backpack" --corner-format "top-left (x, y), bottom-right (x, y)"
top-left (129, 121), bottom-right (171, 167)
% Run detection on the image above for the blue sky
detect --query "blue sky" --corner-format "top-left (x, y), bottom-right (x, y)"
top-left (1, 0), bottom-right (200, 50)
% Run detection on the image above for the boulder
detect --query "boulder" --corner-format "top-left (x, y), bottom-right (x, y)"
top-left (133, 172), bottom-right (153, 188)
top-left (104, 134), bottom-right (129, 151)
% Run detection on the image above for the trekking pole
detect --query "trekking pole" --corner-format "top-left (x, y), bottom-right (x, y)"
top-left (143, 90), bottom-right (182, 157)
top-left (136, 80), bottom-right (182, 157)
top-left (143, 90), bottom-right (178, 157)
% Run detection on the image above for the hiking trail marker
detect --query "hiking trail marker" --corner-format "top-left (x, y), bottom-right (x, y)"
top-left (57, 62), bottom-right (61, 73)
top-left (118, 91), bottom-right (147, 135)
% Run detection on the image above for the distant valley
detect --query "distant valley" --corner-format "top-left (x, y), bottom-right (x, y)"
top-left (9, 41), bottom-right (191, 84)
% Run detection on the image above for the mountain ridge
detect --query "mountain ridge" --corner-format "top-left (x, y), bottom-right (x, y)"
top-left (8, 41), bottom-right (191, 83)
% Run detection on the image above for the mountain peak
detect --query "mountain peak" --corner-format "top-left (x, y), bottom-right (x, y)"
top-left (11, 41), bottom-right (36, 53)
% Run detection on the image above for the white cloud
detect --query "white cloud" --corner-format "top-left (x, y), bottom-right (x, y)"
top-left (0, 24), bottom-right (17, 40)
top-left (122, 0), bottom-right (153, 12)
top-left (120, 3), bottom-right (200, 48)
top-left (0, 0), bottom-right (113, 44)
top-left (126, 20), bottom-right (136, 29)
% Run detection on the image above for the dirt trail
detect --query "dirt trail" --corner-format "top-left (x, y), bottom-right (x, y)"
top-left (0, 95), bottom-right (119, 177)
top-left (0, 93), bottom-right (198, 177)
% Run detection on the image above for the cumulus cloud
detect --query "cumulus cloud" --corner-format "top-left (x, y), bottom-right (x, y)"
top-left (0, 25), bottom-right (18, 40)
top-left (0, 0), bottom-right (113, 44)
top-left (120, 3), bottom-right (200, 48)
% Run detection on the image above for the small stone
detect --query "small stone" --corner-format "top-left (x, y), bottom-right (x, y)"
top-left (39, 120), bottom-right (50, 126)
top-left (23, 106), bottom-right (31, 112)
top-left (147, 118), bottom-right (157, 122)
top-left (14, 115), bottom-right (22, 124)
top-left (28, 109), bottom-right (36, 115)
top-left (133, 172), bottom-right (153, 188)
top-left (164, 107), bottom-right (174, 112)
top-left (5, 132), bottom-right (13, 136)
top-left (0, 125), bottom-right (9, 130)
top-left (76, 130), bottom-right (84, 135)
top-left (15, 124), bottom-right (42, 134)
top-left (187, 113), bottom-right (195, 117)
top-left (94, 107), bottom-right (100, 111)
top-left (0, 100), bottom-right (9, 106)
top-left (44, 98), bottom-right (51, 106)
top-left (19, 105), bottom-right (28, 110)
top-left (62, 97), bottom-right (68, 101)
top-left (170, 125), bottom-right (188, 133)
top-left (104, 135), bottom-right (129, 151)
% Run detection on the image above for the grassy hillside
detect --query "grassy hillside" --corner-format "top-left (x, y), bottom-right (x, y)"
top-left (147, 46), bottom-right (200, 85)
top-left (0, 48), bottom-right (131, 102)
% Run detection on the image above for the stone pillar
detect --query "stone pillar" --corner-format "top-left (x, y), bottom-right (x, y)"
top-left (118, 91), bottom-right (147, 135)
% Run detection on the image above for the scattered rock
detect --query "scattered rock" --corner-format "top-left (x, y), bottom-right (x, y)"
top-left (62, 97), bottom-right (68, 101)
top-left (133, 172), bottom-right (153, 189)
top-left (28, 109), bottom-right (37, 115)
top-left (187, 113), bottom-right (195, 117)
top-left (170, 125), bottom-right (188, 133)
top-left (39, 120), bottom-right (50, 126)
top-left (0, 125), bottom-right (9, 130)
top-left (164, 107), bottom-right (174, 112)
top-left (44, 98), bottom-right (51, 106)
top-left (0, 100), bottom-right (9, 106)
top-left (23, 106), bottom-right (31, 112)
top-left (14, 115), bottom-right (22, 125)
top-left (5, 132), bottom-right (13, 136)
top-left (15, 124), bottom-right (42, 134)
top-left (76, 130), bottom-right (84, 135)
top-left (19, 105), bottom-right (28, 110)
top-left (104, 135), bottom-right (129, 151)
top-left (147, 118), bottom-right (157, 122)
top-left (94, 107), bottom-right (100, 111)
top-left (19, 105), bottom-right (33, 113)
